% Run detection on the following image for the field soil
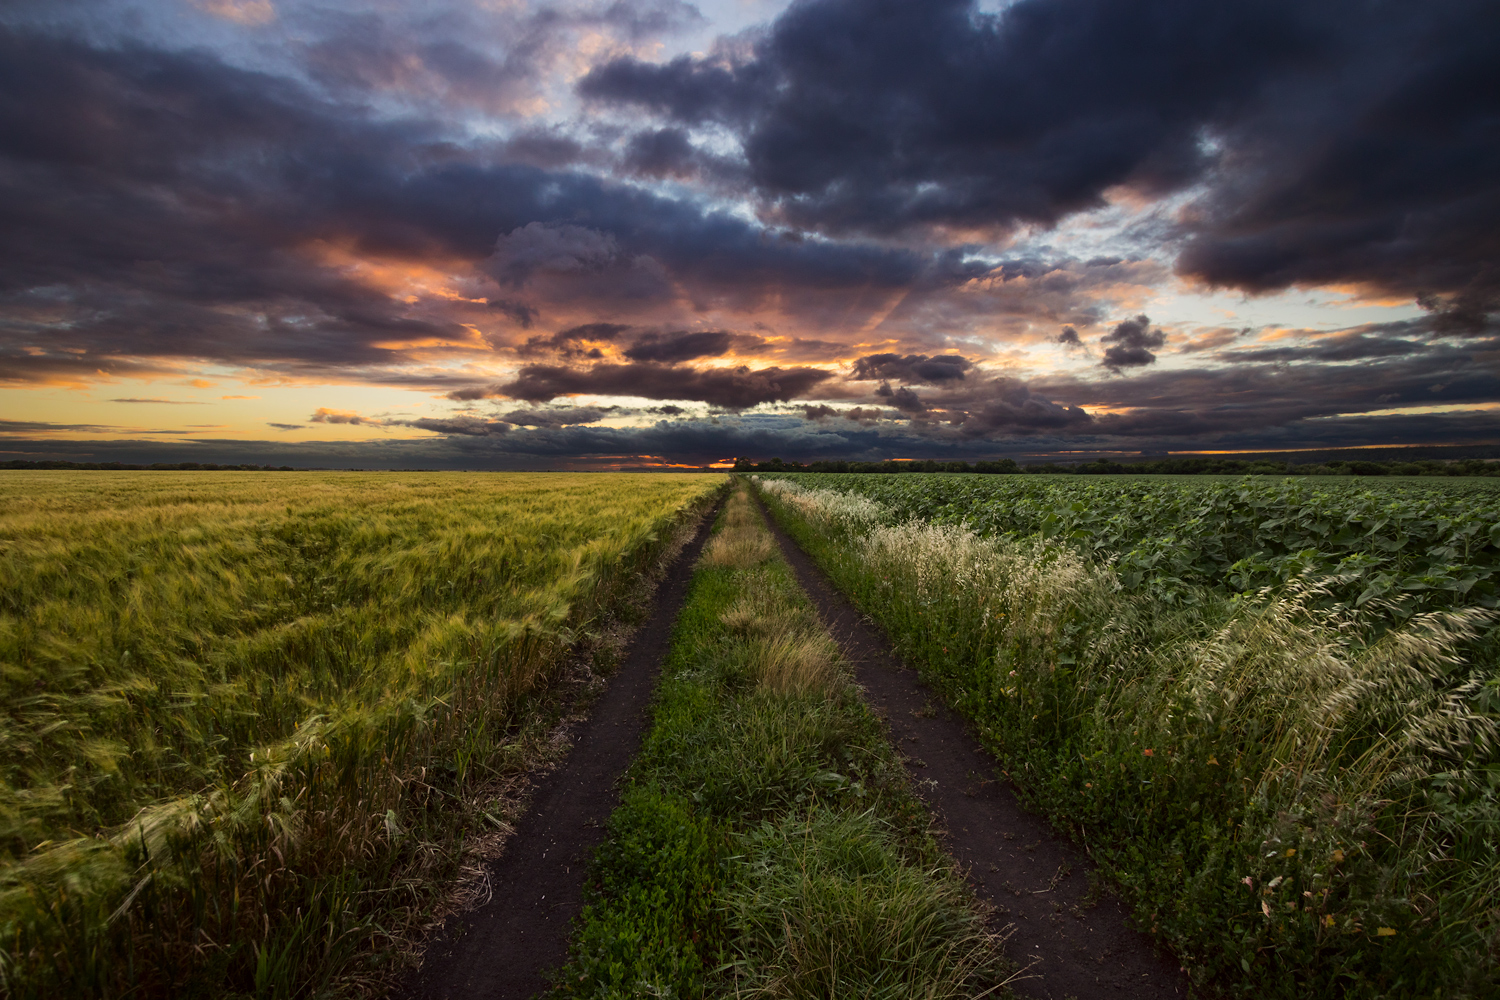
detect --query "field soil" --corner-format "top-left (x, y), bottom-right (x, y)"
top-left (757, 494), bottom-right (1191, 1000)
top-left (401, 496), bottom-right (722, 1000)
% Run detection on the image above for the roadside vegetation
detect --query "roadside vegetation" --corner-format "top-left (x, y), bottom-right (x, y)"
top-left (755, 475), bottom-right (1499, 999)
top-left (553, 483), bottom-right (1007, 999)
top-left (0, 471), bottom-right (722, 998)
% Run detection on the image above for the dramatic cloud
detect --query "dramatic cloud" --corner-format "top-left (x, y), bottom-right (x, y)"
top-left (517, 323), bottom-right (632, 359)
top-left (499, 406), bottom-right (611, 427)
top-left (1, 0), bottom-right (1497, 466)
top-left (582, 0), bottom-right (1315, 234)
top-left (874, 382), bottom-right (926, 414)
top-left (501, 362), bottom-right (836, 408)
top-left (851, 353), bottom-right (973, 384)
top-left (623, 331), bottom-right (736, 363)
top-left (1226, 332), bottom-right (1432, 364)
top-left (956, 380), bottom-right (1094, 434)
top-left (1099, 315), bottom-right (1166, 372)
top-left (584, 0), bottom-right (1500, 326)
top-left (402, 416), bottom-right (509, 436)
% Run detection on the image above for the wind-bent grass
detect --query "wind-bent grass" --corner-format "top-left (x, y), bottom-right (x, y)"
top-left (755, 476), bottom-right (1500, 1000)
top-left (0, 470), bottom-right (723, 998)
top-left (554, 484), bottom-right (1005, 999)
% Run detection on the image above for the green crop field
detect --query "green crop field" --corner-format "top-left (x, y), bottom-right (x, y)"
top-left (0, 471), bottom-right (722, 998)
top-left (755, 474), bottom-right (1500, 998)
top-left (767, 473), bottom-right (1500, 615)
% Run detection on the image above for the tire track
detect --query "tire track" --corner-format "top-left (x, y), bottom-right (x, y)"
top-left (755, 492), bottom-right (1191, 1000)
top-left (401, 496), bottom-right (724, 1000)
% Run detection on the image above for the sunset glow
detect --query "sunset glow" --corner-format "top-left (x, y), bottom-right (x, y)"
top-left (0, 0), bottom-right (1495, 468)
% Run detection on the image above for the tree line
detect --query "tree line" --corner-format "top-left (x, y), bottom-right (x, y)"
top-left (733, 456), bottom-right (1500, 476)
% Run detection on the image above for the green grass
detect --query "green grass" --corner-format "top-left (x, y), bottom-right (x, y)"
top-left (755, 476), bottom-right (1500, 999)
top-left (553, 484), bottom-right (1006, 999)
top-left (0, 470), bottom-right (724, 998)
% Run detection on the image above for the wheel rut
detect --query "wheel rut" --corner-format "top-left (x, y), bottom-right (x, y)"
top-left (401, 497), bottom-right (723, 1000)
top-left (756, 493), bottom-right (1192, 1000)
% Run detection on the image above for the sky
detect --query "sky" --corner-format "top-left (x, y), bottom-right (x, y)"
top-left (0, 0), bottom-right (1497, 469)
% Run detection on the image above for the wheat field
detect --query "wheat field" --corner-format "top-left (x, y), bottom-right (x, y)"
top-left (0, 470), bottom-right (722, 997)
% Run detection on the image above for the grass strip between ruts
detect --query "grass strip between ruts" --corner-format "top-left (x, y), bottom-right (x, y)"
top-left (549, 484), bottom-right (1008, 1000)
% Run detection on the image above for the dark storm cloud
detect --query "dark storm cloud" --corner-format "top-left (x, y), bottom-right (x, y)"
top-left (1099, 314), bottom-right (1165, 372)
top-left (267, 423), bottom-right (304, 431)
top-left (558, 323), bottom-right (632, 343)
top-left (850, 353), bottom-right (973, 384)
top-left (1227, 331), bottom-right (1433, 364)
top-left (1171, 3), bottom-right (1500, 330)
top-left (581, 0), bottom-right (1320, 233)
top-left (583, 0), bottom-right (1500, 323)
top-left (956, 380), bottom-right (1094, 434)
top-left (837, 369), bottom-right (1099, 436)
top-left (1032, 336), bottom-right (1500, 437)
top-left (623, 128), bottom-right (700, 179)
top-left (5, 1), bottom-right (1500, 465)
top-left (402, 416), bottom-right (510, 436)
top-left (621, 127), bottom-right (744, 184)
top-left (296, 11), bottom-right (533, 109)
top-left (0, 26), bottom-right (937, 383)
top-left (874, 382), bottom-right (926, 414)
top-left (287, 0), bottom-right (704, 114)
top-left (623, 331), bottom-right (736, 363)
top-left (499, 406), bottom-right (611, 427)
top-left (489, 299), bottom-right (540, 329)
top-left (496, 128), bottom-right (586, 169)
top-left (516, 323), bottom-right (632, 359)
top-left (486, 223), bottom-right (623, 289)
top-left (500, 362), bottom-right (835, 408)
top-left (580, 52), bottom-right (767, 125)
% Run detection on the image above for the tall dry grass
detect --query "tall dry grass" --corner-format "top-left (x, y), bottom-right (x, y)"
top-left (711, 488), bottom-right (837, 696)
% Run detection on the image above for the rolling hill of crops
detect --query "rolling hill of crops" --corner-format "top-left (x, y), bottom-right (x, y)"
top-left (0, 471), bottom-right (722, 998)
